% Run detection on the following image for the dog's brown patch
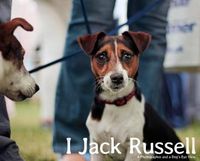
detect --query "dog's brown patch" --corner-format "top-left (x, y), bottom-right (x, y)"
top-left (116, 40), bottom-right (139, 78)
top-left (91, 37), bottom-right (115, 77)
top-left (0, 18), bottom-right (33, 69)
top-left (78, 31), bottom-right (151, 79)
top-left (90, 37), bottom-right (139, 78)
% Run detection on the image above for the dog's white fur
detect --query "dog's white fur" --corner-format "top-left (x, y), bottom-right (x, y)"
top-left (87, 94), bottom-right (145, 161)
top-left (0, 51), bottom-right (37, 101)
top-left (101, 40), bottom-right (131, 100)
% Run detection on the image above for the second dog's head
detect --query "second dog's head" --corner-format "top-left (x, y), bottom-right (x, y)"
top-left (0, 18), bottom-right (39, 101)
top-left (78, 31), bottom-right (151, 98)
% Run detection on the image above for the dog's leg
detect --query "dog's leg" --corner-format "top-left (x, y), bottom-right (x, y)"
top-left (124, 147), bottom-right (141, 161)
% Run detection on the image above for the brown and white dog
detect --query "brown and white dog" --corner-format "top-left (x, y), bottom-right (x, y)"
top-left (0, 18), bottom-right (39, 101)
top-left (78, 32), bottom-right (189, 161)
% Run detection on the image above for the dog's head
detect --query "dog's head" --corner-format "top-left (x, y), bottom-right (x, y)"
top-left (78, 31), bottom-right (151, 99)
top-left (0, 18), bottom-right (39, 101)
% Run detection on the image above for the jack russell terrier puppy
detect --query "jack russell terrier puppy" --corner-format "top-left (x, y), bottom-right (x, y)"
top-left (0, 18), bottom-right (39, 101)
top-left (78, 32), bottom-right (189, 161)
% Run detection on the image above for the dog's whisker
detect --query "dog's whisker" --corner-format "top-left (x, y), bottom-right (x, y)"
top-left (95, 83), bottom-right (103, 89)
top-left (94, 82), bottom-right (102, 91)
top-left (128, 77), bottom-right (138, 84)
top-left (94, 79), bottom-right (103, 91)
top-left (95, 76), bottom-right (104, 80)
top-left (96, 78), bottom-right (103, 83)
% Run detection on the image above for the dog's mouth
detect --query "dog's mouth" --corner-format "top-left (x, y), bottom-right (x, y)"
top-left (110, 83), bottom-right (125, 91)
top-left (5, 92), bottom-right (30, 101)
top-left (18, 92), bottom-right (28, 100)
top-left (102, 81), bottom-right (127, 94)
top-left (4, 84), bottom-right (39, 101)
top-left (99, 78), bottom-right (135, 101)
top-left (7, 92), bottom-right (34, 101)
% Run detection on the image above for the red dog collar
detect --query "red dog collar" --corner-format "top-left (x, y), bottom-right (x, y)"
top-left (96, 90), bottom-right (135, 106)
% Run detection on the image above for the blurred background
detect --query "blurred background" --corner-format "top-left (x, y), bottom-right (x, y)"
top-left (7, 0), bottom-right (200, 160)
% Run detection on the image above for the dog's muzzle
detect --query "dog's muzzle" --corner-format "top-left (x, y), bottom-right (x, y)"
top-left (11, 84), bottom-right (40, 101)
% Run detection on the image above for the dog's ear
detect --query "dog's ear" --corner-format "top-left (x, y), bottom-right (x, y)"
top-left (3, 18), bottom-right (33, 35)
top-left (77, 32), bottom-right (106, 56)
top-left (0, 18), bottom-right (33, 58)
top-left (122, 31), bottom-right (151, 54)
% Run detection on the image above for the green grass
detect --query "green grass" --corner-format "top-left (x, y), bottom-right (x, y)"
top-left (177, 123), bottom-right (200, 161)
top-left (10, 101), bottom-right (200, 161)
top-left (10, 101), bottom-right (56, 161)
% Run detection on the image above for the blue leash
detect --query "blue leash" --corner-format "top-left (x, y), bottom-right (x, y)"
top-left (80, 0), bottom-right (92, 34)
top-left (29, 0), bottom-right (162, 74)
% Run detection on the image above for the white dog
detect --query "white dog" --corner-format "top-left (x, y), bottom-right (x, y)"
top-left (0, 18), bottom-right (39, 101)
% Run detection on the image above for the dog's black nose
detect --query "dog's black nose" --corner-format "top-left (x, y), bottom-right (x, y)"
top-left (35, 84), bottom-right (40, 92)
top-left (110, 73), bottom-right (123, 85)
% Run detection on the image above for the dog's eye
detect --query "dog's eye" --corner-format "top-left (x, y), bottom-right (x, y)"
top-left (95, 52), bottom-right (109, 65)
top-left (121, 52), bottom-right (133, 63)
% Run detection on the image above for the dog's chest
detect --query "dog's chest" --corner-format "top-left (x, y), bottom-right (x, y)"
top-left (86, 96), bottom-right (145, 158)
